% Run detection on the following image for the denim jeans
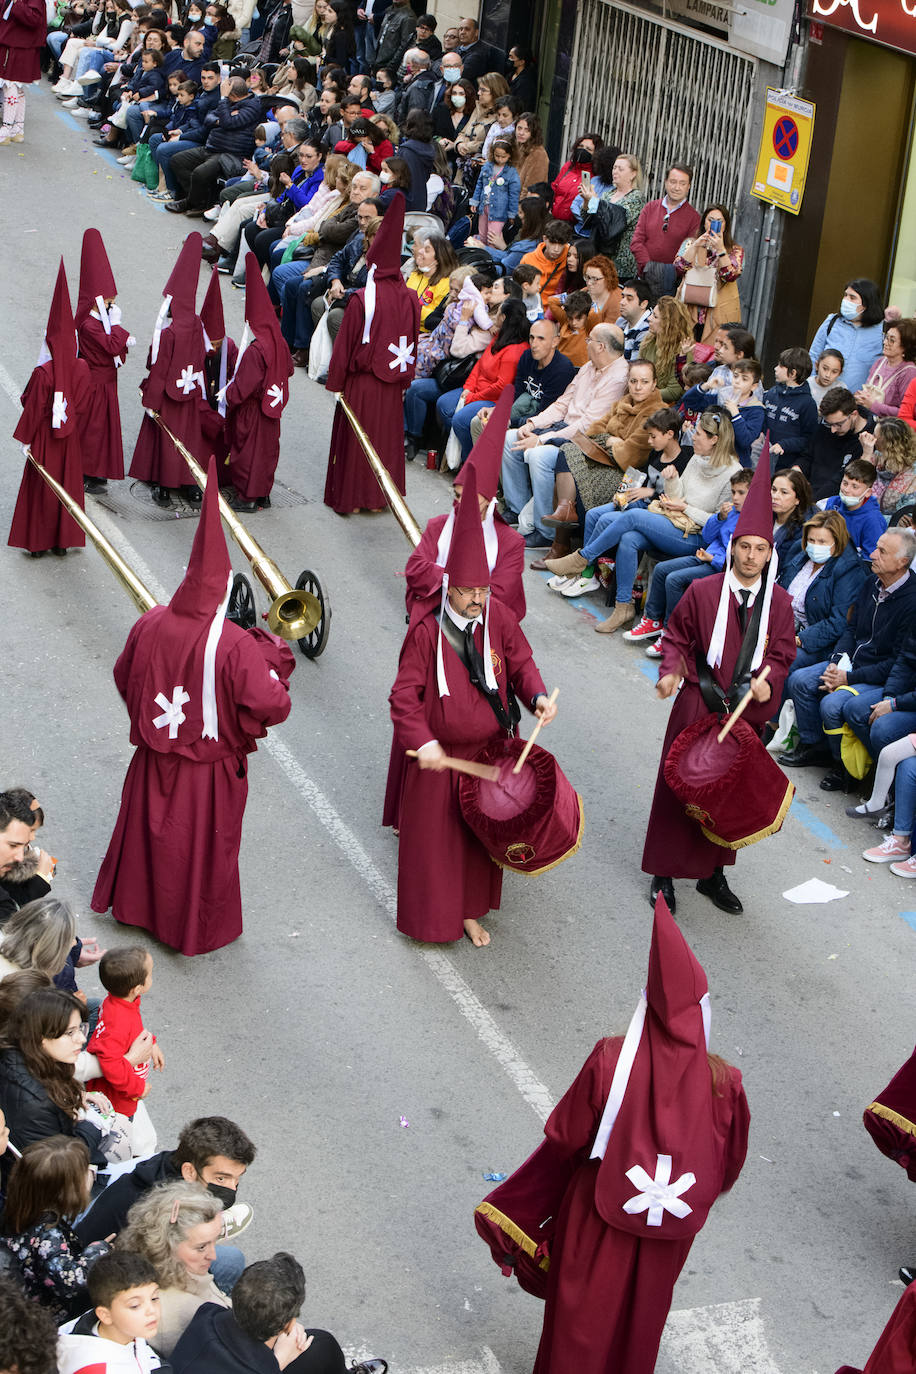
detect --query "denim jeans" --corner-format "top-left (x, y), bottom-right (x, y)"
top-left (74, 47), bottom-right (107, 79)
top-left (47, 30), bottom-right (68, 59)
top-left (787, 661), bottom-right (885, 755)
top-left (404, 376), bottom-right (441, 439)
top-left (644, 556), bottom-right (716, 622)
top-left (211, 1244), bottom-right (245, 1294)
top-left (580, 508), bottom-right (702, 602)
top-left (500, 429), bottom-right (563, 537)
top-left (434, 387), bottom-right (464, 436)
top-left (892, 756), bottom-right (916, 835)
top-left (124, 103), bottom-right (147, 146)
top-left (868, 707), bottom-right (916, 756)
top-left (450, 400), bottom-right (490, 461)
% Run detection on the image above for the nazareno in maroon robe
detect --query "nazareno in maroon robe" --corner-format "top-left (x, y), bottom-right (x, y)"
top-left (225, 338), bottom-right (293, 501)
top-left (836, 1283), bottom-right (916, 1374)
top-left (642, 570), bottom-right (796, 880)
top-left (385, 596), bottom-right (545, 942)
top-left (129, 326), bottom-right (212, 491)
top-left (530, 1036), bottom-right (749, 1374)
top-left (405, 510), bottom-right (526, 625)
top-left (8, 361), bottom-right (91, 553)
top-left (0, 0), bottom-right (45, 81)
top-left (91, 619), bottom-right (293, 956)
top-left (78, 315), bottom-right (132, 481)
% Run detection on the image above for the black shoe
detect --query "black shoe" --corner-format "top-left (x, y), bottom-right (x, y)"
top-left (649, 875), bottom-right (675, 914)
top-left (696, 869), bottom-right (743, 914)
top-left (501, 508), bottom-right (520, 526)
top-left (404, 436), bottom-right (418, 462)
top-left (820, 767), bottom-right (855, 793)
top-left (165, 199), bottom-right (189, 213)
top-left (182, 485), bottom-right (202, 506)
top-left (348, 1362), bottom-right (388, 1374)
top-left (900, 1265), bottom-right (916, 1286)
top-left (83, 476), bottom-right (107, 494)
top-left (151, 484), bottom-right (173, 508)
top-left (777, 743), bottom-right (831, 768)
top-left (845, 801), bottom-right (891, 820)
top-left (50, 546), bottom-right (67, 557)
top-left (229, 496), bottom-right (258, 512)
top-left (523, 531), bottom-right (550, 549)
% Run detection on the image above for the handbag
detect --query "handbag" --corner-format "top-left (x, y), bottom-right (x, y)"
top-left (678, 259), bottom-right (719, 309)
top-left (110, 101), bottom-right (129, 129)
top-left (432, 352), bottom-right (476, 391)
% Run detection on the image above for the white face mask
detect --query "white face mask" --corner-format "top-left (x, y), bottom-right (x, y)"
top-left (451, 92), bottom-right (466, 108)
top-left (379, 170), bottom-right (393, 183)
top-left (839, 490), bottom-right (864, 507)
top-left (443, 66), bottom-right (461, 82)
top-left (806, 543), bottom-right (832, 564)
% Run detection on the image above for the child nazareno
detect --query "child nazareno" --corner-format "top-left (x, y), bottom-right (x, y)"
top-left (87, 948), bottom-right (164, 1157)
top-left (58, 1250), bottom-right (165, 1373)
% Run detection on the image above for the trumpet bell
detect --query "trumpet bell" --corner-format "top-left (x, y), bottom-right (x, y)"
top-left (269, 587), bottom-right (321, 639)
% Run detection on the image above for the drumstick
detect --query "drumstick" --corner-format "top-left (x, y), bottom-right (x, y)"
top-left (405, 751), bottom-right (501, 782)
top-left (513, 687), bottom-right (560, 775)
top-left (717, 665), bottom-right (770, 743)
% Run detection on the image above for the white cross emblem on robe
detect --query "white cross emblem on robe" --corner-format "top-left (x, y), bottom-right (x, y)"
top-left (176, 365), bottom-right (204, 396)
top-left (387, 336), bottom-right (415, 373)
top-left (267, 383), bottom-right (284, 408)
top-left (51, 392), bottom-right (68, 429)
top-left (153, 686), bottom-right (191, 739)
top-left (622, 1154), bottom-right (696, 1227)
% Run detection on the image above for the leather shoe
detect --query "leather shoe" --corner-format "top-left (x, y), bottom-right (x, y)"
top-left (349, 1362), bottom-right (388, 1374)
top-left (696, 870), bottom-right (743, 913)
top-left (291, 348), bottom-right (309, 367)
top-left (530, 537), bottom-right (572, 570)
top-left (523, 531), bottom-right (550, 549)
top-left (542, 498), bottom-right (578, 527)
top-left (649, 875), bottom-right (675, 913)
top-left (820, 767), bottom-right (855, 793)
top-left (900, 1265), bottom-right (916, 1286)
top-left (184, 207), bottom-right (206, 218)
top-left (165, 199), bottom-right (188, 213)
top-left (151, 484), bottom-right (172, 508)
top-left (201, 243), bottom-right (221, 264)
top-left (777, 743), bottom-right (831, 768)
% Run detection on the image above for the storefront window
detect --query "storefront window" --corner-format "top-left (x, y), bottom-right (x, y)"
top-left (889, 102), bottom-right (916, 314)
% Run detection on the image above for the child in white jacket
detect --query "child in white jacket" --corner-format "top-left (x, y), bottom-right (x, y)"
top-left (58, 1251), bottom-right (165, 1374)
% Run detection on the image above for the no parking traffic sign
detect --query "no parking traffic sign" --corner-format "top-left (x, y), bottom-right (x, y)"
top-left (751, 88), bottom-right (815, 214)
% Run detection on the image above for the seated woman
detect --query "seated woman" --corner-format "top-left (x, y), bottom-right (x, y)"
top-left (0, 897), bottom-right (104, 1042)
top-left (771, 467), bottom-right (812, 566)
top-left (861, 417), bottom-right (916, 516)
top-left (270, 55), bottom-right (318, 111)
top-left (0, 1136), bottom-right (111, 1322)
top-left (0, 989), bottom-right (109, 1165)
top-left (267, 160), bottom-right (357, 323)
top-left (245, 141), bottom-right (359, 273)
top-left (117, 1181), bottom-right (229, 1358)
top-left (405, 230), bottom-right (459, 333)
top-left (545, 402), bottom-right (740, 632)
top-left (674, 203), bottom-right (745, 343)
top-left (638, 295), bottom-right (694, 403)
top-left (546, 253), bottom-right (620, 336)
top-left (403, 265), bottom-right (491, 460)
top-left (855, 318), bottom-right (916, 417)
top-left (377, 154), bottom-right (411, 210)
top-left (778, 509), bottom-right (867, 679)
top-left (436, 298), bottom-right (530, 463)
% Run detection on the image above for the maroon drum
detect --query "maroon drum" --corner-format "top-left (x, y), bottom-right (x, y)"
top-left (664, 714), bottom-right (794, 850)
top-left (458, 736), bottom-right (584, 876)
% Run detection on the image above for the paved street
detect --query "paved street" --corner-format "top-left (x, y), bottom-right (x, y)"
top-left (0, 88), bottom-right (913, 1374)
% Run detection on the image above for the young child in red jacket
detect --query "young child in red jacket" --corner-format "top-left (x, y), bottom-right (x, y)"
top-left (87, 947), bottom-right (164, 1157)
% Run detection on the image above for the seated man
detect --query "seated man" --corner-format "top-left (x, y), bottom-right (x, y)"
top-left (75, 1115), bottom-right (256, 1294)
top-left (779, 527), bottom-right (916, 789)
top-left (821, 457), bottom-right (887, 562)
top-left (616, 276), bottom-right (654, 361)
top-left (170, 1251), bottom-right (386, 1374)
top-left (500, 322), bottom-right (628, 551)
top-left (470, 317), bottom-right (575, 439)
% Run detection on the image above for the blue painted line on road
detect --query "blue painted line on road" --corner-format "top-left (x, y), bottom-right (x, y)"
top-left (535, 571), bottom-right (658, 681)
top-left (900, 911), bottom-right (916, 932)
top-left (789, 798), bottom-right (846, 849)
top-left (56, 109), bottom-right (168, 211)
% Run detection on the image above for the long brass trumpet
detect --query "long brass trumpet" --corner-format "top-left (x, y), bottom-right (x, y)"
top-left (335, 394), bottom-right (422, 549)
top-left (25, 450), bottom-right (158, 614)
top-left (146, 409), bottom-right (320, 640)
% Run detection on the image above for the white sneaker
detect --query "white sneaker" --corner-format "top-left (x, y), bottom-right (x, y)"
top-left (62, 96), bottom-right (80, 107)
top-left (203, 205), bottom-right (221, 221)
top-left (560, 575), bottom-right (600, 598)
top-left (71, 106), bottom-right (94, 117)
top-left (220, 1202), bottom-right (253, 1239)
top-left (77, 69), bottom-right (102, 85)
top-left (55, 79), bottom-right (83, 96)
top-left (546, 574), bottom-right (573, 592)
top-left (116, 153), bottom-right (132, 163)
top-left (123, 157), bottom-right (136, 170)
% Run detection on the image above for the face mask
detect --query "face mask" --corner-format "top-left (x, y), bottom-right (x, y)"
top-left (451, 92), bottom-right (466, 108)
top-left (379, 170), bottom-right (392, 183)
top-left (443, 67), bottom-right (460, 82)
top-left (839, 298), bottom-right (861, 321)
top-left (806, 543), bottom-right (832, 564)
top-left (206, 1182), bottom-right (237, 1208)
top-left (839, 490), bottom-right (864, 507)
top-left (188, 10), bottom-right (202, 19)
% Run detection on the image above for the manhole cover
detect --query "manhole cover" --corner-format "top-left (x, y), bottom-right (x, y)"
top-left (92, 478), bottom-right (311, 521)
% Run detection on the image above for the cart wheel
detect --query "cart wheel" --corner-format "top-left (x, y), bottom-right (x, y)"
top-left (295, 569), bottom-right (331, 658)
top-left (227, 572), bottom-right (257, 630)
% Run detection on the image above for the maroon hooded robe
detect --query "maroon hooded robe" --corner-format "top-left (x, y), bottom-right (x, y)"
top-left (129, 235), bottom-right (211, 492)
top-left (324, 193), bottom-right (420, 515)
top-left (0, 0), bottom-right (46, 82)
top-left (836, 1284), bottom-right (916, 1374)
top-left (91, 460), bottom-right (294, 956)
top-left (198, 266), bottom-right (238, 468)
top-left (225, 253), bottom-right (294, 502)
top-left (9, 261), bottom-right (91, 554)
top-left (76, 230), bottom-right (132, 483)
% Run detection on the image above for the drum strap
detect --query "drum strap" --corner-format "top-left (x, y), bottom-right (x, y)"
top-left (440, 613), bottom-right (520, 735)
top-left (695, 592), bottom-right (765, 716)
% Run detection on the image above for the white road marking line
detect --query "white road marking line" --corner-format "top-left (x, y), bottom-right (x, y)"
top-left (660, 1298), bottom-right (793, 1374)
top-left (0, 359), bottom-right (555, 1124)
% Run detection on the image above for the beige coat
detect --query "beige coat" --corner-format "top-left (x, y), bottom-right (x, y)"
top-left (154, 1273), bottom-right (231, 1357)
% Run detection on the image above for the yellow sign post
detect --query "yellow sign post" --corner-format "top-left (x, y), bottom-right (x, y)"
top-left (751, 89), bottom-right (815, 215)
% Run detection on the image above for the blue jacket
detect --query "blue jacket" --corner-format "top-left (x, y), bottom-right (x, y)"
top-left (487, 234), bottom-right (539, 275)
top-left (195, 86), bottom-right (221, 123)
top-left (165, 98), bottom-right (204, 141)
top-left (763, 380), bottom-right (818, 465)
top-left (325, 231), bottom-right (369, 288)
top-left (808, 314), bottom-right (885, 394)
top-left (822, 493), bottom-right (887, 561)
top-left (885, 630), bottom-right (916, 713)
top-left (778, 541), bottom-right (868, 656)
top-left (680, 384), bottom-right (765, 468)
top-left (774, 514), bottom-right (806, 569)
top-left (279, 163), bottom-right (324, 211)
top-left (125, 65), bottom-right (166, 101)
top-left (203, 94), bottom-right (262, 158)
top-left (162, 50), bottom-right (204, 82)
top-left (471, 162), bottom-right (521, 222)
top-left (834, 571), bottom-right (916, 686)
top-left (699, 504), bottom-right (740, 570)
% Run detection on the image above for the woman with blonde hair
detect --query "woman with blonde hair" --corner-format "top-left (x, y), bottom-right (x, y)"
top-left (593, 152), bottom-right (645, 280)
top-left (639, 296), bottom-right (694, 402)
top-left (0, 897), bottom-right (76, 983)
top-left (117, 1181), bottom-right (228, 1356)
top-left (861, 416), bottom-right (916, 515)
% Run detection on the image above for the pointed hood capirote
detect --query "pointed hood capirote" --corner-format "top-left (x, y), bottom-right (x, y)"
top-left (200, 265), bottom-right (226, 345)
top-left (75, 228), bottom-right (118, 330)
top-left (234, 252), bottom-right (293, 417)
top-left (731, 445), bottom-right (775, 546)
top-left (168, 453), bottom-right (232, 622)
top-left (589, 895), bottom-right (723, 1239)
top-left (360, 191), bottom-right (408, 348)
top-left (458, 385), bottom-right (514, 502)
top-left (444, 463), bottom-right (490, 589)
top-left (152, 232), bottom-right (204, 368)
top-left (41, 260), bottom-right (80, 438)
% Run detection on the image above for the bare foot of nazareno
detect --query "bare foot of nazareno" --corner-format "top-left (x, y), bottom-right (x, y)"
top-left (463, 918), bottom-right (490, 947)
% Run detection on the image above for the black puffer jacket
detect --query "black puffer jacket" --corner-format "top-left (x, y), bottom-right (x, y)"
top-left (0, 1047), bottom-right (104, 1169)
top-left (75, 1148), bottom-right (179, 1244)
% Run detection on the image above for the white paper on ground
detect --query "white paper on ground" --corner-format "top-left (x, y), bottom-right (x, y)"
top-left (782, 878), bottom-right (849, 904)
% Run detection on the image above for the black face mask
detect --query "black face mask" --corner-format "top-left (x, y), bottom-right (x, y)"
top-left (206, 1182), bottom-right (237, 1208)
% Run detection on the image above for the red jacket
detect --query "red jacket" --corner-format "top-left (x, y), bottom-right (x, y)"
top-left (464, 342), bottom-right (527, 403)
top-left (550, 160), bottom-right (584, 222)
top-left (87, 995), bottom-right (153, 1117)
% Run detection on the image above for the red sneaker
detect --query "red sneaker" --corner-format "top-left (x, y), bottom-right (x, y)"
top-left (624, 615), bottom-right (662, 642)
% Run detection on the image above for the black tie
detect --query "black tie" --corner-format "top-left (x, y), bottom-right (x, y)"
top-left (737, 589), bottom-right (751, 631)
top-left (464, 623), bottom-right (487, 683)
